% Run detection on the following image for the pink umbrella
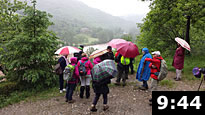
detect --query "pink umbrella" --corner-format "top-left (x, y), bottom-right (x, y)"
top-left (175, 37), bottom-right (191, 51)
top-left (55, 46), bottom-right (81, 55)
top-left (116, 41), bottom-right (140, 58)
top-left (108, 39), bottom-right (127, 48)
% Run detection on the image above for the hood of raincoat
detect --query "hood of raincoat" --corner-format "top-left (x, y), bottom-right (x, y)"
top-left (81, 57), bottom-right (88, 61)
top-left (142, 48), bottom-right (149, 55)
top-left (70, 57), bottom-right (77, 64)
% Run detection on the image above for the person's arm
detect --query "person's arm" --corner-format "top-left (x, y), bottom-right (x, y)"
top-left (145, 58), bottom-right (152, 62)
top-left (145, 58), bottom-right (160, 63)
top-left (74, 66), bottom-right (79, 77)
top-left (200, 68), bottom-right (205, 74)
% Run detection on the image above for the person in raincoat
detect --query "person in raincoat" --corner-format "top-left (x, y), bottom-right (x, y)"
top-left (136, 48), bottom-right (152, 90)
top-left (145, 51), bottom-right (164, 105)
top-left (77, 53), bottom-right (93, 99)
top-left (172, 44), bottom-right (185, 81)
top-left (65, 57), bottom-right (79, 103)
top-left (58, 54), bottom-right (69, 93)
top-left (93, 56), bottom-right (102, 65)
top-left (90, 78), bottom-right (111, 112)
top-left (100, 46), bottom-right (114, 61)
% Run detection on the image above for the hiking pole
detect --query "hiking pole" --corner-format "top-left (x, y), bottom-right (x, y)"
top-left (197, 74), bottom-right (204, 91)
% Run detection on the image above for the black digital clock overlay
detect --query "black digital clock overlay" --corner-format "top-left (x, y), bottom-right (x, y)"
top-left (152, 91), bottom-right (205, 114)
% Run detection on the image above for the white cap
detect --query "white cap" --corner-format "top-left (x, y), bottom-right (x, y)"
top-left (152, 51), bottom-right (161, 56)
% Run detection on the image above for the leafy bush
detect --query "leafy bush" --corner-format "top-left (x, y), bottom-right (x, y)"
top-left (1, 0), bottom-right (59, 88)
top-left (0, 82), bottom-right (18, 96)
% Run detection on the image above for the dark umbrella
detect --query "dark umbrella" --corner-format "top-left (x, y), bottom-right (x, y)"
top-left (193, 67), bottom-right (205, 91)
top-left (91, 60), bottom-right (117, 82)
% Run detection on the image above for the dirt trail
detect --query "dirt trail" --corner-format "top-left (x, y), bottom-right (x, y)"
top-left (0, 72), bottom-right (204, 115)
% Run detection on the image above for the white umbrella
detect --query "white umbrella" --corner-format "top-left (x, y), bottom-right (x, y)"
top-left (55, 46), bottom-right (81, 55)
top-left (175, 37), bottom-right (191, 51)
top-left (89, 49), bottom-right (108, 59)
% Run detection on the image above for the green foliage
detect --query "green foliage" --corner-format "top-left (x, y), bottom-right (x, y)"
top-left (0, 86), bottom-right (61, 108)
top-left (0, 81), bottom-right (18, 96)
top-left (160, 80), bottom-right (175, 88)
top-left (163, 55), bottom-right (205, 81)
top-left (0, 0), bottom-right (59, 88)
top-left (138, 0), bottom-right (205, 55)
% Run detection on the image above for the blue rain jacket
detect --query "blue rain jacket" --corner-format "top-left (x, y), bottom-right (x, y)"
top-left (136, 48), bottom-right (152, 81)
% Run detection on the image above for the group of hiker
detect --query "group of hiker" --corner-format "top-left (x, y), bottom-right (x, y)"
top-left (56, 43), bottom-right (186, 111)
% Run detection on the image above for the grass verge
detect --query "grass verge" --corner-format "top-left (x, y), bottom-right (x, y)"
top-left (159, 79), bottom-right (176, 88)
top-left (0, 86), bottom-right (62, 109)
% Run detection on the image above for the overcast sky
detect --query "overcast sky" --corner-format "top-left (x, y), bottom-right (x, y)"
top-left (78, 0), bottom-right (151, 16)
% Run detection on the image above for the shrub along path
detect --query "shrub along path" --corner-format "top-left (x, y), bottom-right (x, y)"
top-left (0, 72), bottom-right (204, 115)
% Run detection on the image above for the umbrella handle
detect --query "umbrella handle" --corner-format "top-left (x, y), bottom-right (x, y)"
top-left (197, 75), bottom-right (204, 91)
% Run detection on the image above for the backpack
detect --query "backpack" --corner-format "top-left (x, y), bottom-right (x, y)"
top-left (157, 59), bottom-right (168, 81)
top-left (63, 64), bottom-right (76, 81)
top-left (79, 60), bottom-right (88, 76)
top-left (120, 56), bottom-right (130, 65)
top-left (54, 61), bottom-right (63, 75)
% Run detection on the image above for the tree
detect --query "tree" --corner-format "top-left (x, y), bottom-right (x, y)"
top-left (138, 0), bottom-right (205, 54)
top-left (1, 0), bottom-right (59, 88)
top-left (0, 0), bottom-right (27, 75)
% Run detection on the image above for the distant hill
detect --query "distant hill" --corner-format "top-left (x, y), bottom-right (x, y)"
top-left (21, 0), bottom-right (141, 45)
top-left (35, 0), bottom-right (135, 30)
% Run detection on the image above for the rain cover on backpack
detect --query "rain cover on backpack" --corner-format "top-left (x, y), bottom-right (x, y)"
top-left (158, 59), bottom-right (168, 81)
top-left (63, 64), bottom-right (75, 81)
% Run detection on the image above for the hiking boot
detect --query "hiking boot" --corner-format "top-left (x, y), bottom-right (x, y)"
top-left (149, 98), bottom-right (152, 106)
top-left (175, 78), bottom-right (181, 81)
top-left (139, 86), bottom-right (148, 90)
top-left (149, 102), bottom-right (152, 106)
top-left (65, 99), bottom-right (68, 102)
top-left (86, 86), bottom-right (90, 99)
top-left (149, 98), bottom-right (152, 102)
top-left (68, 99), bottom-right (76, 103)
top-left (103, 105), bottom-right (109, 111)
top-left (80, 86), bottom-right (85, 98)
top-left (90, 105), bottom-right (97, 112)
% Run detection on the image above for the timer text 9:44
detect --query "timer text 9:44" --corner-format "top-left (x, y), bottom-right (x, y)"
top-left (157, 96), bottom-right (202, 110)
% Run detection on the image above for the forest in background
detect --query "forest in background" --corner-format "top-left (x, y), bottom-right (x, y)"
top-left (34, 0), bottom-right (140, 46)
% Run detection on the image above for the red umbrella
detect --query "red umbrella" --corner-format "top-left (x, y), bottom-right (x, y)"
top-left (108, 39), bottom-right (127, 48)
top-left (116, 41), bottom-right (140, 58)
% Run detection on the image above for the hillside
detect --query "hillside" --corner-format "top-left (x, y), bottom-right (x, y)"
top-left (27, 0), bottom-right (138, 45)
top-left (36, 0), bottom-right (136, 30)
